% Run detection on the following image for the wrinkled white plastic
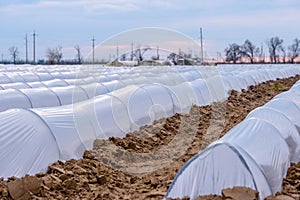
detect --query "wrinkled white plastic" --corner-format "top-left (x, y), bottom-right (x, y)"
top-left (246, 107), bottom-right (300, 163)
top-left (165, 142), bottom-right (272, 200)
top-left (0, 64), bottom-right (298, 112)
top-left (219, 118), bottom-right (290, 194)
top-left (0, 109), bottom-right (59, 179)
top-left (166, 76), bottom-right (300, 200)
top-left (0, 64), bottom-right (299, 183)
top-left (0, 89), bottom-right (32, 111)
top-left (264, 98), bottom-right (300, 130)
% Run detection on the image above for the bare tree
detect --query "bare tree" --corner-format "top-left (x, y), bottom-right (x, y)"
top-left (55, 46), bottom-right (63, 63)
top-left (288, 38), bottom-right (300, 63)
top-left (46, 48), bottom-right (56, 64)
top-left (224, 43), bottom-right (242, 64)
top-left (74, 45), bottom-right (83, 64)
top-left (46, 46), bottom-right (63, 64)
top-left (8, 46), bottom-right (19, 64)
top-left (133, 46), bottom-right (150, 63)
top-left (280, 46), bottom-right (286, 63)
top-left (120, 54), bottom-right (126, 61)
top-left (167, 52), bottom-right (178, 65)
top-left (241, 40), bottom-right (259, 63)
top-left (266, 37), bottom-right (283, 63)
top-left (151, 55), bottom-right (158, 60)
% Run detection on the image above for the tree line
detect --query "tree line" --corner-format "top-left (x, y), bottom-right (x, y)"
top-left (2, 45), bottom-right (84, 65)
top-left (224, 37), bottom-right (300, 64)
top-left (2, 36), bottom-right (300, 65)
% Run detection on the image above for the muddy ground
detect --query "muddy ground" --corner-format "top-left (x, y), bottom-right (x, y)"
top-left (0, 75), bottom-right (299, 200)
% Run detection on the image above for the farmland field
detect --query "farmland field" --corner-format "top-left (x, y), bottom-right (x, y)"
top-left (0, 64), bottom-right (299, 199)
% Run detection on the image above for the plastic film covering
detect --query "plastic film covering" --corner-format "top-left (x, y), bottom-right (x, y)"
top-left (0, 64), bottom-right (299, 181)
top-left (166, 77), bottom-right (300, 200)
top-left (0, 109), bottom-right (59, 179)
top-left (264, 98), bottom-right (300, 130)
top-left (0, 89), bottom-right (32, 110)
top-left (1, 82), bottom-right (31, 90)
top-left (21, 88), bottom-right (61, 108)
top-left (274, 91), bottom-right (300, 108)
top-left (246, 107), bottom-right (300, 163)
top-left (219, 118), bottom-right (290, 194)
top-left (165, 143), bottom-right (272, 200)
top-left (50, 86), bottom-right (89, 105)
top-left (43, 79), bottom-right (69, 87)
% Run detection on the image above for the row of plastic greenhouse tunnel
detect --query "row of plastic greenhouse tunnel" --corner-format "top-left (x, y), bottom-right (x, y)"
top-left (0, 64), bottom-right (299, 112)
top-left (166, 80), bottom-right (300, 200)
top-left (0, 64), bottom-right (299, 193)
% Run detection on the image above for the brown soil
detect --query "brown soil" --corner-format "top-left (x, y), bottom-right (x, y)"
top-left (266, 162), bottom-right (300, 200)
top-left (0, 75), bottom-right (299, 200)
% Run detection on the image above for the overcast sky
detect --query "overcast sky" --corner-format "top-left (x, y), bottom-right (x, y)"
top-left (0, 0), bottom-right (299, 61)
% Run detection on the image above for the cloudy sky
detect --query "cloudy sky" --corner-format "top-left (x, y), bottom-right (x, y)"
top-left (0, 0), bottom-right (299, 61)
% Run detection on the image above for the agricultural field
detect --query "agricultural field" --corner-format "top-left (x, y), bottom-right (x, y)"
top-left (0, 64), bottom-right (299, 200)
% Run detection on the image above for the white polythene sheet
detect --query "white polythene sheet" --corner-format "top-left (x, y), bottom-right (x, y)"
top-left (246, 107), bottom-right (300, 163)
top-left (80, 83), bottom-right (109, 98)
top-left (32, 105), bottom-right (94, 160)
top-left (1, 82), bottom-right (31, 90)
top-left (140, 84), bottom-right (175, 119)
top-left (165, 142), bottom-right (272, 200)
top-left (21, 87), bottom-right (61, 108)
top-left (43, 79), bottom-right (69, 87)
top-left (0, 74), bottom-right (12, 84)
top-left (219, 118), bottom-right (290, 194)
top-left (27, 81), bottom-right (47, 88)
top-left (21, 73), bottom-right (40, 82)
top-left (0, 89), bottom-right (31, 112)
top-left (168, 82), bottom-right (197, 113)
top-left (35, 73), bottom-right (53, 81)
top-left (240, 72), bottom-right (256, 86)
top-left (264, 98), bottom-right (300, 130)
top-left (189, 79), bottom-right (212, 106)
top-left (274, 91), bottom-right (300, 108)
top-left (205, 75), bottom-right (227, 102)
top-left (0, 109), bottom-right (59, 178)
top-left (102, 80), bottom-right (126, 92)
top-left (51, 86), bottom-right (89, 105)
top-left (109, 85), bottom-right (157, 131)
top-left (6, 73), bottom-right (25, 82)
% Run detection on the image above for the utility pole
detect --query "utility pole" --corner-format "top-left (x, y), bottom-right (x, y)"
top-left (217, 52), bottom-right (222, 63)
top-left (131, 42), bottom-right (133, 61)
top-left (32, 30), bottom-right (37, 64)
top-left (91, 36), bottom-right (95, 64)
top-left (116, 43), bottom-right (119, 60)
top-left (260, 42), bottom-right (265, 62)
top-left (32, 30), bottom-right (36, 64)
top-left (157, 45), bottom-right (159, 60)
top-left (25, 34), bottom-right (28, 64)
top-left (200, 27), bottom-right (204, 62)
